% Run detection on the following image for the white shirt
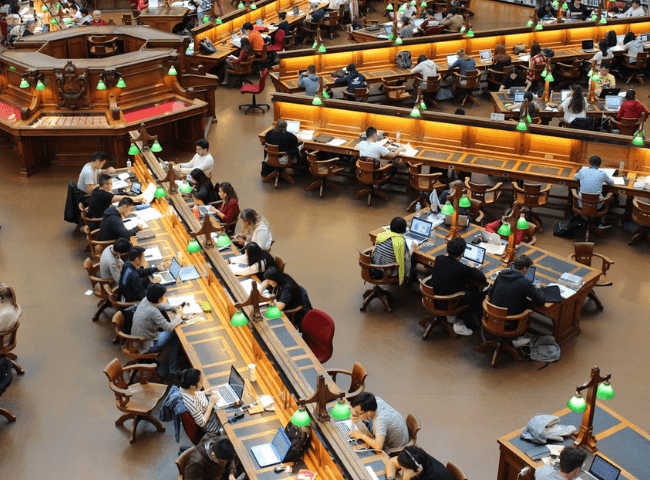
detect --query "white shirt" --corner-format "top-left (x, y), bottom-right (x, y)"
top-left (177, 152), bottom-right (214, 176)
top-left (247, 222), bottom-right (273, 251)
top-left (398, 2), bottom-right (416, 19)
top-left (625, 5), bottom-right (646, 16)
top-left (411, 59), bottom-right (438, 80)
top-left (358, 140), bottom-right (389, 160)
top-left (561, 96), bottom-right (587, 124)
top-left (0, 303), bottom-right (21, 332)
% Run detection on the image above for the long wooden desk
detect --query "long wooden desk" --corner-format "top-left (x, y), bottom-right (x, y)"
top-left (368, 211), bottom-right (601, 344)
top-left (490, 91), bottom-right (611, 121)
top-left (127, 144), bottom-right (389, 480)
top-left (139, 7), bottom-right (190, 32)
top-left (497, 402), bottom-right (650, 480)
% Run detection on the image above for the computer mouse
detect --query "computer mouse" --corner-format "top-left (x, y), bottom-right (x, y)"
top-left (274, 465), bottom-right (285, 473)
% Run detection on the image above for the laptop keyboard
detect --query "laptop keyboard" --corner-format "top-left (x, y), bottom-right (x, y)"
top-left (218, 385), bottom-right (238, 404)
top-left (159, 271), bottom-right (174, 283)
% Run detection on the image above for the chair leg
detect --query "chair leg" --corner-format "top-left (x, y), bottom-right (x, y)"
top-left (6, 355), bottom-right (24, 375)
top-left (0, 407), bottom-right (16, 422)
top-left (360, 285), bottom-right (393, 312)
top-left (262, 171), bottom-right (280, 184)
top-left (306, 180), bottom-right (321, 193)
top-left (93, 298), bottom-right (110, 322)
top-left (355, 187), bottom-right (371, 200)
top-left (501, 342), bottom-right (523, 363)
top-left (279, 172), bottom-right (296, 185)
top-left (491, 340), bottom-right (503, 367)
top-left (323, 179), bottom-right (339, 194)
top-left (419, 315), bottom-right (457, 339)
top-left (628, 228), bottom-right (650, 245)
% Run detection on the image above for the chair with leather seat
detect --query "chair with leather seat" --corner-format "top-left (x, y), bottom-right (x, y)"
top-left (407, 163), bottom-right (445, 212)
top-left (554, 59), bottom-right (582, 88)
top-left (609, 115), bottom-right (643, 136)
top-left (180, 413), bottom-right (204, 445)
top-left (263, 143), bottom-right (296, 188)
top-left (175, 446), bottom-right (196, 479)
top-left (103, 358), bottom-right (170, 443)
top-left (342, 86), bottom-right (370, 102)
top-left (382, 77), bottom-right (411, 105)
top-left (301, 309), bottom-right (335, 363)
top-left (446, 461), bottom-right (469, 480)
top-left (571, 188), bottom-right (613, 241)
top-left (419, 276), bottom-right (467, 339)
top-left (413, 74), bottom-right (441, 109)
top-left (112, 311), bottom-right (160, 373)
top-left (628, 197), bottom-right (650, 245)
top-left (267, 28), bottom-right (286, 55)
top-left (464, 178), bottom-right (504, 218)
top-left (84, 258), bottom-right (114, 322)
top-left (239, 68), bottom-right (270, 115)
top-left (475, 299), bottom-right (532, 367)
top-left (0, 321), bottom-right (24, 376)
top-left (306, 150), bottom-right (344, 197)
top-left (326, 361), bottom-right (368, 400)
top-left (453, 70), bottom-right (481, 107)
top-left (422, 26), bottom-right (443, 36)
top-left (512, 182), bottom-right (551, 232)
top-left (623, 52), bottom-right (648, 85)
top-left (226, 55), bottom-right (254, 87)
top-left (568, 242), bottom-right (614, 311)
top-left (355, 159), bottom-right (394, 207)
top-left (358, 247), bottom-right (400, 312)
top-left (84, 226), bottom-right (113, 260)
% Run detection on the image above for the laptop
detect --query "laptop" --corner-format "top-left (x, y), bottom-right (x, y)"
top-left (581, 39), bottom-right (596, 52)
top-left (251, 427), bottom-right (292, 468)
top-left (444, 214), bottom-right (470, 227)
top-left (366, 25), bottom-right (381, 31)
top-left (477, 230), bottom-right (507, 245)
top-left (286, 120), bottom-right (300, 134)
top-left (336, 419), bottom-right (358, 439)
top-left (577, 454), bottom-right (621, 480)
top-left (461, 244), bottom-right (486, 267)
top-left (479, 49), bottom-right (493, 62)
top-left (640, 33), bottom-right (650, 42)
top-left (604, 95), bottom-right (622, 112)
top-left (446, 54), bottom-right (459, 66)
top-left (384, 25), bottom-right (393, 35)
top-left (153, 256), bottom-right (201, 286)
top-left (561, 89), bottom-right (571, 102)
top-left (403, 217), bottom-right (433, 245)
top-left (616, 34), bottom-right (625, 44)
top-left (509, 86), bottom-right (526, 96)
top-left (514, 91), bottom-right (525, 103)
top-left (314, 133), bottom-right (334, 143)
top-left (599, 88), bottom-right (621, 99)
top-left (256, 18), bottom-right (262, 26)
top-left (292, 5), bottom-right (300, 14)
top-left (213, 365), bottom-right (246, 408)
top-left (511, 263), bottom-right (536, 283)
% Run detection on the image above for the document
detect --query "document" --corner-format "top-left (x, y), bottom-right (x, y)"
top-left (402, 143), bottom-right (419, 156)
top-left (299, 130), bottom-right (315, 141)
top-left (239, 278), bottom-right (270, 297)
top-left (327, 138), bottom-right (347, 147)
top-left (611, 176), bottom-right (626, 186)
top-left (136, 207), bottom-right (163, 222)
top-left (479, 242), bottom-right (506, 256)
top-left (117, 173), bottom-right (131, 180)
top-left (123, 217), bottom-right (147, 231)
top-left (112, 179), bottom-right (128, 190)
top-left (144, 246), bottom-right (163, 262)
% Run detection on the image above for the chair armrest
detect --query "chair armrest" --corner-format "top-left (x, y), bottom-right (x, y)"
top-left (570, 188), bottom-right (581, 201)
top-left (486, 181), bottom-right (504, 193)
top-left (325, 368), bottom-right (352, 382)
top-left (540, 184), bottom-right (552, 194)
top-left (122, 363), bottom-right (158, 384)
top-left (601, 192), bottom-right (613, 203)
top-left (592, 252), bottom-right (614, 268)
top-left (507, 308), bottom-right (533, 321)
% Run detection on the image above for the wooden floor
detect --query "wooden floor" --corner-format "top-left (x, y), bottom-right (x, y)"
top-left (1, 1), bottom-right (650, 479)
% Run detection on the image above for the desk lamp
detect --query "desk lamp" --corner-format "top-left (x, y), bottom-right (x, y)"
top-left (526, 10), bottom-right (536, 27)
top-left (293, 375), bottom-right (349, 424)
top-left (540, 59), bottom-right (553, 102)
top-left (311, 28), bottom-right (327, 53)
top-left (234, 281), bottom-right (275, 322)
top-left (131, 123), bottom-right (162, 155)
top-left (516, 99), bottom-right (530, 131)
top-left (312, 76), bottom-right (328, 106)
top-left (230, 309), bottom-right (248, 327)
top-left (190, 214), bottom-right (224, 248)
top-left (445, 180), bottom-right (470, 240)
top-left (215, 17), bottom-right (223, 24)
top-left (567, 366), bottom-right (614, 451)
top-left (632, 113), bottom-right (646, 146)
top-left (501, 202), bottom-right (528, 265)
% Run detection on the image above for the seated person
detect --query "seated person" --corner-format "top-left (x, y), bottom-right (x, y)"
top-left (439, 180), bottom-right (473, 218)
top-left (77, 151), bottom-right (114, 193)
top-left (358, 127), bottom-right (404, 178)
top-left (298, 65), bottom-right (321, 97)
top-left (506, 92), bottom-right (539, 120)
top-left (411, 55), bottom-right (438, 89)
top-left (618, 88), bottom-right (650, 119)
top-left (21, 20), bottom-right (35, 36)
top-left (99, 197), bottom-right (143, 241)
top-left (500, 67), bottom-right (526, 92)
top-left (418, 9), bottom-right (439, 33)
top-left (573, 155), bottom-right (614, 218)
top-left (349, 392), bottom-right (410, 453)
top-left (534, 446), bottom-right (587, 480)
top-left (399, 17), bottom-right (414, 39)
top-left (625, 0), bottom-right (646, 16)
top-left (78, 8), bottom-right (93, 24)
top-left (228, 242), bottom-right (277, 275)
top-left (567, 0), bottom-right (591, 19)
top-left (373, 217), bottom-right (412, 285)
top-left (426, 237), bottom-right (485, 335)
top-left (221, 38), bottom-right (255, 87)
top-left (131, 284), bottom-right (183, 376)
top-left (385, 446), bottom-right (454, 480)
top-left (89, 9), bottom-right (107, 26)
top-left (525, 42), bottom-right (546, 91)
top-left (558, 84), bottom-right (587, 126)
top-left (190, 168), bottom-right (218, 204)
top-left (234, 208), bottom-right (273, 250)
top-left (590, 39), bottom-right (613, 68)
top-left (119, 246), bottom-right (165, 303)
top-left (264, 119), bottom-right (301, 164)
top-left (441, 7), bottom-right (464, 32)
top-left (594, 62), bottom-right (615, 97)
top-left (486, 208), bottom-right (524, 245)
top-left (620, 32), bottom-right (644, 63)
top-left (184, 433), bottom-right (240, 480)
top-left (487, 254), bottom-right (545, 315)
top-left (334, 64), bottom-right (367, 95)
top-left (179, 368), bottom-right (223, 434)
top-left (274, 11), bottom-right (290, 36)
top-left (99, 237), bottom-right (132, 283)
top-left (136, 0), bottom-right (148, 10)
top-left (491, 44), bottom-right (513, 86)
top-left (87, 174), bottom-right (140, 229)
top-left (537, 1), bottom-right (558, 20)
top-left (242, 22), bottom-right (264, 54)
top-left (448, 48), bottom-right (476, 80)
top-left (215, 182), bottom-right (240, 224)
top-left (0, 283), bottom-right (21, 332)
top-left (176, 139), bottom-right (214, 176)
top-left (395, 1), bottom-right (416, 20)
top-left (307, 5), bottom-right (326, 22)
top-left (259, 266), bottom-right (310, 325)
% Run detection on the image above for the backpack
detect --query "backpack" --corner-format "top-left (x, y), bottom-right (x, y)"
top-left (436, 87), bottom-right (453, 101)
top-left (282, 422), bottom-right (311, 463)
top-left (527, 335), bottom-right (561, 363)
top-left (553, 214), bottom-right (584, 237)
top-left (0, 356), bottom-right (13, 394)
top-left (396, 50), bottom-right (412, 69)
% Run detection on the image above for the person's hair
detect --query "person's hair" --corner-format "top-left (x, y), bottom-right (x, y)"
top-left (191, 168), bottom-right (214, 198)
top-left (128, 246), bottom-right (146, 262)
top-left (25, 20), bottom-right (35, 29)
top-left (278, 11), bottom-right (287, 19)
top-left (70, 3), bottom-right (78, 10)
top-left (245, 242), bottom-right (275, 271)
top-left (402, 17), bottom-right (410, 25)
top-left (626, 89), bottom-right (636, 101)
top-left (426, 8), bottom-right (434, 16)
top-left (530, 42), bottom-right (541, 57)
top-left (366, 126), bottom-right (377, 138)
top-left (307, 64), bottom-right (316, 74)
top-left (349, 392), bottom-right (378, 412)
top-left (211, 437), bottom-right (236, 461)
top-left (180, 368), bottom-right (201, 389)
top-left (240, 208), bottom-right (261, 238)
top-left (523, 92), bottom-right (534, 102)
top-left (347, 63), bottom-right (357, 73)
top-left (568, 85), bottom-right (585, 114)
top-left (92, 151), bottom-right (107, 162)
top-left (0, 284), bottom-right (18, 309)
top-left (390, 217), bottom-right (407, 234)
top-left (624, 32), bottom-right (636, 44)
top-left (275, 119), bottom-right (287, 133)
top-left (417, 54), bottom-right (427, 64)
top-left (240, 37), bottom-right (254, 55)
top-left (632, 0), bottom-right (641, 5)
top-left (80, 7), bottom-right (88, 14)
top-left (457, 48), bottom-right (469, 61)
top-left (513, 254), bottom-right (533, 271)
top-left (98, 174), bottom-right (111, 187)
top-left (558, 446), bottom-right (588, 474)
top-left (589, 155), bottom-right (602, 167)
top-left (454, 108), bottom-right (466, 115)
top-left (447, 237), bottom-right (467, 257)
top-left (494, 43), bottom-right (510, 63)
top-left (598, 39), bottom-right (608, 55)
top-left (398, 446), bottom-right (427, 472)
top-left (242, 21), bottom-right (253, 31)
top-left (117, 197), bottom-right (134, 208)
top-left (600, 61), bottom-right (611, 71)
top-left (605, 30), bottom-right (617, 47)
top-left (113, 238), bottom-right (132, 254)
top-left (219, 182), bottom-right (238, 204)
top-left (195, 138), bottom-right (209, 150)
top-left (263, 266), bottom-right (293, 286)
top-left (528, 101), bottom-right (538, 118)
top-left (93, 9), bottom-right (101, 15)
top-left (449, 6), bottom-right (458, 14)
top-left (146, 283), bottom-right (167, 303)
top-left (186, 20), bottom-right (195, 29)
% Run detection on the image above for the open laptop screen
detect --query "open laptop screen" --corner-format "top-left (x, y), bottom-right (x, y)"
top-left (589, 455), bottom-right (621, 480)
top-left (463, 244), bottom-right (485, 265)
top-left (605, 95), bottom-right (622, 109)
top-left (229, 366), bottom-right (246, 397)
top-left (410, 217), bottom-right (432, 236)
top-left (479, 49), bottom-right (492, 61)
top-left (446, 54), bottom-right (459, 66)
top-left (169, 256), bottom-right (181, 279)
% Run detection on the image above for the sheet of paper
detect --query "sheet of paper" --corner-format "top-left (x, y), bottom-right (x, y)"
top-left (612, 176), bottom-right (626, 185)
top-left (402, 143), bottom-right (419, 156)
top-left (299, 130), bottom-right (315, 141)
top-left (601, 168), bottom-right (616, 177)
top-left (229, 263), bottom-right (251, 276)
top-left (479, 242), bottom-right (506, 256)
top-left (378, 138), bottom-right (389, 146)
top-left (168, 295), bottom-right (195, 306)
top-left (144, 246), bottom-right (163, 261)
top-left (112, 179), bottom-right (128, 190)
top-left (117, 173), bottom-right (130, 180)
top-left (141, 183), bottom-right (156, 204)
top-left (123, 218), bottom-right (146, 230)
top-left (327, 138), bottom-right (347, 147)
top-left (136, 207), bottom-right (163, 222)
top-left (518, 54), bottom-right (530, 62)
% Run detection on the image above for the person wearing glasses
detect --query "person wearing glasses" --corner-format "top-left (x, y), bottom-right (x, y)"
top-left (348, 392), bottom-right (409, 453)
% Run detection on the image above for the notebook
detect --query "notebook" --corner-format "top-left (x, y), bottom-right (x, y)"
top-left (140, 183), bottom-right (157, 204)
top-left (577, 454), bottom-right (621, 480)
top-left (604, 95), bottom-right (622, 112)
top-left (213, 365), bottom-right (246, 408)
top-left (153, 256), bottom-right (201, 286)
top-left (286, 120), bottom-right (300, 133)
top-left (581, 39), bottom-right (596, 52)
top-left (384, 25), bottom-right (393, 35)
top-left (446, 54), bottom-right (459, 66)
top-left (251, 427), bottom-right (292, 468)
top-left (461, 244), bottom-right (486, 267)
top-left (314, 133), bottom-right (334, 143)
top-left (403, 217), bottom-right (433, 245)
top-left (479, 49), bottom-right (493, 62)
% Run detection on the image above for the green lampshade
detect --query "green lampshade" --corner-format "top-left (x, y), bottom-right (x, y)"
top-left (567, 393), bottom-right (587, 413)
top-left (323, 89), bottom-right (330, 99)
top-left (516, 120), bottom-right (528, 131)
top-left (386, 3), bottom-right (393, 9)
top-left (592, 73), bottom-right (600, 82)
top-left (151, 140), bottom-right (162, 152)
top-left (312, 40), bottom-right (318, 48)
top-left (541, 68), bottom-right (547, 78)
top-left (420, 0), bottom-right (427, 6)
top-left (230, 310), bottom-right (249, 327)
top-left (459, 26), bottom-right (465, 33)
top-left (410, 107), bottom-right (421, 117)
top-left (330, 399), bottom-right (351, 420)
top-left (250, 3), bottom-right (257, 8)
top-left (395, 36), bottom-right (403, 45)
top-left (215, 17), bottom-right (223, 24)
top-left (410, 0), bottom-right (416, 5)
top-left (587, 69), bottom-right (593, 78)
top-left (64, 17), bottom-right (72, 23)
top-left (596, 381), bottom-right (615, 400)
top-left (459, 195), bottom-right (471, 208)
top-left (168, 65), bottom-right (178, 76)
top-left (187, 239), bottom-right (201, 253)
top-left (599, 16), bottom-right (607, 24)
top-left (116, 77), bottom-right (126, 88)
top-left (632, 132), bottom-right (644, 146)
top-left (388, 33), bottom-right (394, 41)
top-left (551, 0), bottom-right (558, 6)
top-left (516, 215), bottom-right (529, 230)
top-left (41, 5), bottom-right (48, 11)
top-left (216, 234), bottom-right (231, 247)
top-left (526, 114), bottom-right (532, 123)
top-left (265, 304), bottom-right (282, 319)
top-left (420, 101), bottom-right (427, 110)
top-left (290, 406), bottom-right (311, 426)
top-left (466, 29), bottom-right (474, 37)
top-left (96, 79), bottom-right (107, 90)
top-left (179, 182), bottom-right (192, 193)
top-left (51, 18), bottom-right (58, 25)
top-left (534, 22), bottom-right (542, 30)
top-left (590, 14), bottom-right (597, 21)
top-left (318, 44), bottom-right (326, 53)
top-left (128, 144), bottom-right (140, 155)
top-left (154, 186), bottom-right (167, 198)
top-left (441, 201), bottom-right (454, 214)
top-left (19, 78), bottom-right (30, 89)
top-left (398, 5), bottom-right (405, 12)
top-left (202, 14), bottom-right (210, 22)
top-left (35, 80), bottom-right (45, 91)
top-left (561, 2), bottom-right (568, 9)
top-left (545, 73), bottom-right (554, 83)
top-left (527, 19), bottom-right (533, 27)
top-left (312, 96), bottom-right (323, 106)
top-left (497, 223), bottom-right (511, 236)
top-left (9, 66), bottom-right (16, 71)
top-left (237, 1), bottom-right (244, 7)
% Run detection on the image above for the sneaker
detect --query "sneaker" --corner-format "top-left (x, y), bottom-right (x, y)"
top-left (453, 323), bottom-right (473, 336)
top-left (598, 222), bottom-right (612, 229)
top-left (512, 336), bottom-right (531, 348)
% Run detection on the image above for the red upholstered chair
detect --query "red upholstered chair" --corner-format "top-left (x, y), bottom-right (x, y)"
top-left (180, 411), bottom-right (205, 445)
top-left (267, 29), bottom-right (285, 53)
top-left (239, 68), bottom-right (271, 115)
top-left (301, 309), bottom-right (335, 363)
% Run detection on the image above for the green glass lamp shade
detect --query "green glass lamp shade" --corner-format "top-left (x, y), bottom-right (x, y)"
top-left (187, 239), bottom-right (201, 253)
top-left (250, 3), bottom-right (257, 8)
top-left (215, 17), bottom-right (223, 24)
top-left (216, 234), bottom-right (231, 247)
top-left (516, 215), bottom-right (529, 230)
top-left (632, 133), bottom-right (644, 146)
top-left (151, 140), bottom-right (162, 152)
top-left (19, 78), bottom-right (30, 89)
top-left (96, 79), bottom-right (107, 90)
top-left (154, 186), bottom-right (167, 198)
top-left (237, 1), bottom-right (245, 7)
top-left (592, 73), bottom-right (600, 82)
top-left (386, 3), bottom-right (393, 9)
top-left (42, 5), bottom-right (48, 11)
top-left (459, 26), bottom-right (466, 33)
top-left (312, 96), bottom-right (323, 106)
top-left (312, 40), bottom-right (318, 48)
top-left (265, 304), bottom-right (282, 319)
top-left (230, 311), bottom-right (248, 327)
top-left (388, 33), bottom-right (394, 40)
top-left (599, 17), bottom-right (607, 24)
top-left (516, 120), bottom-right (528, 131)
top-left (567, 393), bottom-right (587, 413)
top-left (410, 107), bottom-right (421, 117)
top-left (318, 44), bottom-right (326, 53)
top-left (128, 144), bottom-right (140, 155)
top-left (51, 18), bottom-right (58, 25)
top-left (116, 77), bottom-right (126, 88)
top-left (587, 69), bottom-right (593, 78)
top-left (323, 89), bottom-right (330, 99)
top-left (551, 0), bottom-right (559, 6)
top-left (35, 80), bottom-right (45, 91)
top-left (561, 2), bottom-right (568, 9)
top-left (420, 101), bottom-right (427, 110)
top-left (526, 114), bottom-right (532, 123)
top-left (420, 0), bottom-right (427, 6)
top-left (527, 19), bottom-right (533, 27)
top-left (590, 14), bottom-right (597, 21)
top-left (64, 17), bottom-right (72, 23)
top-left (330, 399), bottom-right (351, 420)
top-left (596, 381), bottom-right (615, 400)
top-left (291, 406), bottom-right (311, 426)
top-left (179, 182), bottom-right (192, 193)
top-left (459, 195), bottom-right (471, 208)
top-left (9, 66), bottom-right (16, 71)
top-left (202, 14), bottom-right (210, 22)
top-left (534, 22), bottom-right (542, 30)
top-left (168, 65), bottom-right (178, 76)
top-left (395, 36), bottom-right (403, 45)
top-left (410, 0), bottom-right (416, 5)
top-left (398, 5), bottom-right (405, 12)
top-left (497, 223), bottom-right (511, 236)
top-left (545, 73), bottom-right (554, 82)
top-left (466, 29), bottom-right (474, 37)
top-left (541, 68), bottom-right (547, 78)
top-left (441, 201), bottom-right (454, 214)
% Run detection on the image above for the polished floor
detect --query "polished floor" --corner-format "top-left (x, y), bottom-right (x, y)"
top-left (1, 2), bottom-right (650, 479)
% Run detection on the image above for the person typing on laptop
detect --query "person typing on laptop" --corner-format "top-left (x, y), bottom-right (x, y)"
top-left (535, 446), bottom-right (587, 480)
top-left (594, 63), bottom-right (615, 97)
top-left (488, 255), bottom-right (545, 316)
top-left (348, 392), bottom-right (410, 453)
top-left (617, 89), bottom-right (650, 119)
top-left (179, 368), bottom-right (224, 435)
top-left (87, 175), bottom-right (142, 230)
top-left (373, 217), bottom-right (413, 285)
top-left (486, 208), bottom-right (524, 245)
top-left (119, 246), bottom-right (168, 303)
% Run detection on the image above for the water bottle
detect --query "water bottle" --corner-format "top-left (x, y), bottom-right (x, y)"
top-left (396, 131), bottom-right (401, 144)
top-left (415, 201), bottom-right (421, 212)
top-left (126, 159), bottom-right (132, 175)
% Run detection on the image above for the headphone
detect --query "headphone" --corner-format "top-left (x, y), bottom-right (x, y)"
top-left (404, 448), bottom-right (423, 473)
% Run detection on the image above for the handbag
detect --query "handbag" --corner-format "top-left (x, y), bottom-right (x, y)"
top-left (513, 43), bottom-right (527, 55)
top-left (199, 38), bottom-right (216, 55)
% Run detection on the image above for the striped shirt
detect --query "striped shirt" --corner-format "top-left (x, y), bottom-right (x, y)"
top-left (373, 237), bottom-right (411, 273)
top-left (181, 391), bottom-right (222, 434)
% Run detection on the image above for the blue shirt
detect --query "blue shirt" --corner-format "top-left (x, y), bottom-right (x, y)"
top-left (574, 166), bottom-right (614, 199)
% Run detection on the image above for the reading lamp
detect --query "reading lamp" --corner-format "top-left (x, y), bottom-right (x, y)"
top-left (230, 309), bottom-right (248, 326)
top-left (215, 17), bottom-right (223, 24)
top-left (501, 202), bottom-right (528, 265)
top-left (632, 114), bottom-right (646, 146)
top-left (179, 182), bottom-right (192, 194)
top-left (154, 186), bottom-right (167, 198)
top-left (234, 281), bottom-right (275, 322)
top-left (445, 180), bottom-right (469, 240)
top-left (540, 59), bottom-right (554, 102)
top-left (187, 239), bottom-right (201, 253)
top-left (265, 303), bottom-right (282, 319)
top-left (293, 375), bottom-right (350, 424)
top-left (567, 366), bottom-right (614, 451)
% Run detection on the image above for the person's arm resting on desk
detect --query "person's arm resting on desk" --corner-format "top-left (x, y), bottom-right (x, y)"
top-left (349, 427), bottom-right (386, 450)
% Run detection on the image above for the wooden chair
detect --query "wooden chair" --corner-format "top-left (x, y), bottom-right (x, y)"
top-left (84, 258), bottom-right (114, 322)
top-left (512, 182), bottom-right (551, 232)
top-left (413, 74), bottom-right (440, 109)
top-left (609, 116), bottom-right (643, 136)
top-left (239, 68), bottom-right (270, 115)
top-left (298, 19), bottom-right (324, 45)
top-left (283, 28), bottom-right (297, 49)
top-left (486, 68), bottom-right (505, 92)
top-left (88, 35), bottom-right (119, 57)
top-left (0, 390), bottom-right (16, 423)
top-left (629, 197), bottom-right (650, 245)
top-left (382, 77), bottom-right (411, 105)
top-left (568, 242), bottom-right (614, 311)
top-left (464, 178), bottom-right (504, 217)
top-left (226, 55), bottom-right (254, 87)
top-left (301, 309), bottom-right (335, 363)
top-left (207, 200), bottom-right (239, 236)
top-left (263, 143), bottom-right (296, 188)
top-left (84, 226), bottom-right (112, 260)
top-left (623, 52), bottom-right (648, 85)
top-left (467, 197), bottom-right (485, 226)
top-left (358, 247), bottom-right (400, 312)
top-left (175, 446), bottom-right (196, 479)
top-left (285, 304), bottom-right (305, 328)
top-left (355, 159), bottom-right (394, 207)
top-left (422, 26), bottom-right (443, 36)
top-left (274, 255), bottom-right (286, 273)
top-left (306, 150), bottom-right (344, 197)
top-left (103, 358), bottom-right (170, 443)
top-left (571, 189), bottom-right (613, 241)
top-left (554, 59), bottom-right (582, 88)
top-left (475, 299), bottom-right (532, 367)
top-left (112, 311), bottom-right (160, 371)
top-left (342, 87), bottom-right (370, 103)
top-left (80, 206), bottom-right (103, 230)
top-left (520, 223), bottom-right (538, 246)
top-left (523, 63), bottom-right (545, 90)
top-left (446, 461), bottom-right (469, 480)
top-left (453, 70), bottom-right (481, 107)
top-left (322, 8), bottom-right (342, 38)
top-left (419, 276), bottom-right (467, 339)
top-left (0, 321), bottom-right (24, 375)
top-left (407, 163), bottom-right (444, 212)
top-left (103, 284), bottom-right (138, 317)
top-left (391, 413), bottom-right (420, 452)
top-left (326, 361), bottom-right (367, 400)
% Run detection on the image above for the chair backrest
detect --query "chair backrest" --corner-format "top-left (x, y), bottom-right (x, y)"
top-left (420, 277), bottom-right (468, 316)
top-left (613, 116), bottom-right (640, 136)
top-left (344, 87), bottom-right (369, 102)
top-left (122, 14), bottom-right (133, 25)
top-left (273, 28), bottom-right (285, 46)
top-left (0, 20), bottom-right (8, 38)
top-left (630, 51), bottom-right (649, 68)
top-left (572, 242), bottom-right (595, 267)
top-left (175, 446), bottom-right (196, 479)
top-left (632, 198), bottom-right (650, 226)
top-left (356, 159), bottom-right (392, 186)
top-left (405, 413), bottom-right (420, 444)
top-left (258, 68), bottom-right (268, 91)
top-left (464, 178), bottom-right (502, 204)
top-left (104, 358), bottom-right (131, 408)
top-left (572, 189), bottom-right (607, 217)
top-left (233, 55), bottom-right (254, 75)
top-left (481, 299), bottom-right (531, 338)
top-left (0, 320), bottom-right (19, 353)
top-left (423, 26), bottom-right (443, 35)
top-left (512, 182), bottom-right (549, 207)
top-left (446, 461), bottom-right (469, 480)
top-left (265, 143), bottom-right (289, 169)
top-left (349, 361), bottom-right (368, 396)
top-left (359, 247), bottom-right (399, 285)
top-left (301, 309), bottom-right (335, 363)
top-left (180, 412), bottom-right (204, 445)
top-left (415, 74), bottom-right (440, 93)
top-left (455, 70), bottom-right (480, 89)
top-left (408, 163), bottom-right (443, 191)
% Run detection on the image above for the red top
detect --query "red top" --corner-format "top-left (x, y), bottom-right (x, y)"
top-left (527, 54), bottom-right (546, 82)
top-left (247, 30), bottom-right (264, 54)
top-left (137, 0), bottom-right (148, 10)
top-left (485, 220), bottom-right (524, 245)
top-left (219, 199), bottom-right (240, 224)
top-left (617, 100), bottom-right (650, 120)
top-left (90, 19), bottom-right (108, 26)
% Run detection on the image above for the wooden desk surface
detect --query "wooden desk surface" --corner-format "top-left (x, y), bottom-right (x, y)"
top-left (497, 402), bottom-right (650, 480)
top-left (139, 6), bottom-right (190, 17)
top-left (490, 91), bottom-right (609, 120)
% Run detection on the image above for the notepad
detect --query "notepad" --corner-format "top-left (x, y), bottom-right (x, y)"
top-left (327, 138), bottom-right (347, 146)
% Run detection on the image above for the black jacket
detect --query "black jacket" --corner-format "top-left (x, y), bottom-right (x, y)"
top-left (487, 269), bottom-right (545, 315)
top-left (118, 260), bottom-right (158, 303)
top-left (426, 255), bottom-right (486, 295)
top-left (334, 71), bottom-right (367, 93)
top-left (64, 181), bottom-right (87, 224)
top-left (265, 129), bottom-right (299, 157)
top-left (99, 206), bottom-right (139, 241)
